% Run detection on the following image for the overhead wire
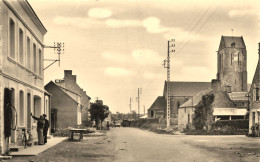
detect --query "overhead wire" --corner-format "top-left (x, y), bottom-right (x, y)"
top-left (174, 6), bottom-right (211, 53)
top-left (173, 4), bottom-right (218, 58)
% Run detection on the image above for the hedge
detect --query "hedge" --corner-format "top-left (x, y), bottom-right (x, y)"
top-left (213, 119), bottom-right (249, 129)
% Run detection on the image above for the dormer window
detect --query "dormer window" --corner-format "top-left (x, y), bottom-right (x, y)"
top-left (231, 42), bottom-right (236, 47)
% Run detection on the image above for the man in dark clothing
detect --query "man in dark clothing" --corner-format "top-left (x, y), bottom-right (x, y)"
top-left (31, 113), bottom-right (45, 145)
top-left (43, 114), bottom-right (50, 144)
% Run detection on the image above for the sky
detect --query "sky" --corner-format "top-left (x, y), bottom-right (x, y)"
top-left (29, 0), bottom-right (260, 114)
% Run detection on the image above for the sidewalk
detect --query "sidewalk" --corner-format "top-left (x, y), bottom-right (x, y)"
top-left (9, 137), bottom-right (67, 156)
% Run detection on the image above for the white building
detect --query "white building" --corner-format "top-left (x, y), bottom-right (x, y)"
top-left (0, 0), bottom-right (48, 154)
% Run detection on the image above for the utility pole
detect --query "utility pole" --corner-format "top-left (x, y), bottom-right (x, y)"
top-left (163, 39), bottom-right (175, 130)
top-left (136, 88), bottom-right (142, 117)
top-left (44, 42), bottom-right (64, 70)
top-left (143, 105), bottom-right (145, 115)
top-left (129, 98), bottom-right (132, 119)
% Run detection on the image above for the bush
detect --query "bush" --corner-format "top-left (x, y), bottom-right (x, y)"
top-left (213, 119), bottom-right (249, 129)
top-left (193, 93), bottom-right (214, 131)
top-left (184, 119), bottom-right (249, 135)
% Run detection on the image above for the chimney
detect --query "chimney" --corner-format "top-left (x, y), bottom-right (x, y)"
top-left (211, 79), bottom-right (221, 92)
top-left (64, 70), bottom-right (72, 77)
top-left (72, 75), bottom-right (77, 82)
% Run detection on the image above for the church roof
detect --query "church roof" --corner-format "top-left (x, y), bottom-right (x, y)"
top-left (180, 88), bottom-right (211, 108)
top-left (180, 89), bottom-right (237, 109)
top-left (164, 81), bottom-right (211, 97)
top-left (148, 96), bottom-right (166, 110)
top-left (219, 36), bottom-right (246, 50)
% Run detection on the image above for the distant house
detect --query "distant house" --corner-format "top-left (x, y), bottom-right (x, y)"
top-left (248, 43), bottom-right (260, 135)
top-left (148, 96), bottom-right (165, 119)
top-left (178, 80), bottom-right (248, 130)
top-left (45, 81), bottom-right (82, 131)
top-left (54, 70), bottom-right (91, 125)
top-left (148, 81), bottom-right (211, 124)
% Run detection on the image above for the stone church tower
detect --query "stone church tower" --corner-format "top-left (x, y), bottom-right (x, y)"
top-left (217, 36), bottom-right (247, 92)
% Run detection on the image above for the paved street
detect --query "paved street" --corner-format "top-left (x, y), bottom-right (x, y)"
top-left (8, 127), bottom-right (260, 162)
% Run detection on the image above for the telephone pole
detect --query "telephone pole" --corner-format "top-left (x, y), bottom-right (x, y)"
top-left (129, 98), bottom-right (132, 119)
top-left (136, 88), bottom-right (142, 117)
top-left (163, 39), bottom-right (175, 130)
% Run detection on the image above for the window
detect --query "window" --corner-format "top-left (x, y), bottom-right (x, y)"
top-left (27, 37), bottom-right (31, 69)
top-left (9, 18), bottom-right (15, 59)
top-left (177, 101), bottom-right (180, 109)
top-left (19, 28), bottom-right (24, 64)
top-left (19, 90), bottom-right (24, 126)
top-left (33, 43), bottom-right (36, 73)
top-left (151, 111), bottom-right (154, 118)
top-left (33, 96), bottom-right (41, 123)
top-left (256, 88), bottom-right (259, 101)
top-left (238, 53), bottom-right (240, 65)
top-left (231, 53), bottom-right (233, 65)
top-left (39, 49), bottom-right (42, 76)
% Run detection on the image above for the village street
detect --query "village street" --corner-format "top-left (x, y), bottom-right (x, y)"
top-left (7, 127), bottom-right (260, 162)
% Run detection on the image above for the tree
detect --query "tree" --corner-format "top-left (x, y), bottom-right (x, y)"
top-left (193, 92), bottom-right (215, 131)
top-left (89, 103), bottom-right (109, 130)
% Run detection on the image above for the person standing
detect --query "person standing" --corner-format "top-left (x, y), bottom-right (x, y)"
top-left (43, 114), bottom-right (50, 144)
top-left (31, 113), bottom-right (45, 145)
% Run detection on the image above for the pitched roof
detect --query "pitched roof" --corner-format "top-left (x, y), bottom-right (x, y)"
top-left (45, 81), bottom-right (80, 106)
top-left (148, 96), bottom-right (166, 110)
top-left (180, 89), bottom-right (237, 109)
top-left (220, 36), bottom-right (246, 49)
top-left (180, 88), bottom-right (212, 108)
top-left (164, 81), bottom-right (211, 97)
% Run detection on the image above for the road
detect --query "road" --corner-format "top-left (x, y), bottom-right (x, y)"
top-left (111, 128), bottom-right (222, 162)
top-left (9, 127), bottom-right (260, 162)
top-left (110, 127), bottom-right (260, 162)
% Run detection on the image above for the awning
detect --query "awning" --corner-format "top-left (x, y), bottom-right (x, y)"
top-left (140, 114), bottom-right (148, 119)
top-left (213, 108), bottom-right (247, 116)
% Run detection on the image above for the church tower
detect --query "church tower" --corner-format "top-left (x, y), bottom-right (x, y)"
top-left (217, 36), bottom-right (247, 92)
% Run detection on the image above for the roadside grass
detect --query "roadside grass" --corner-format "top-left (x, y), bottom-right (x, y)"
top-left (133, 122), bottom-right (175, 134)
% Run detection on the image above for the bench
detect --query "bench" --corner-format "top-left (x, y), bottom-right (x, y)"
top-left (69, 129), bottom-right (86, 141)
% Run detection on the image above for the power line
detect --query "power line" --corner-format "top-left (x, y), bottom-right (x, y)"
top-left (173, 5), bottom-right (218, 58)
top-left (175, 6), bottom-right (211, 53)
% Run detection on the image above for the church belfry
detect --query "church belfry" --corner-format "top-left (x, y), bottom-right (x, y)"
top-left (217, 36), bottom-right (247, 92)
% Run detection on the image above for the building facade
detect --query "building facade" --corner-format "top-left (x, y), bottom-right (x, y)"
top-left (217, 36), bottom-right (247, 92)
top-left (45, 81), bottom-right (82, 131)
top-left (148, 96), bottom-right (165, 119)
top-left (148, 81), bottom-right (211, 125)
top-left (178, 36), bottom-right (249, 131)
top-left (54, 70), bottom-right (91, 125)
top-left (0, 0), bottom-right (47, 154)
top-left (249, 43), bottom-right (260, 135)
top-left (178, 80), bottom-right (248, 130)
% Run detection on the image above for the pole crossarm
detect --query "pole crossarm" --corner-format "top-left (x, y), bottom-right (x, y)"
top-left (43, 42), bottom-right (64, 70)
